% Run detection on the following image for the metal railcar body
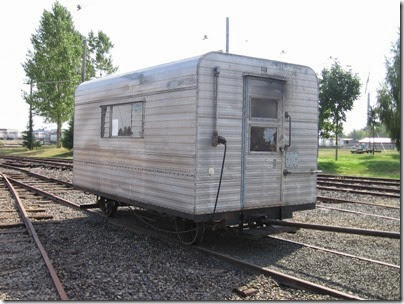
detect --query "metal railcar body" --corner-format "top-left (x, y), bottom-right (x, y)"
top-left (73, 52), bottom-right (319, 231)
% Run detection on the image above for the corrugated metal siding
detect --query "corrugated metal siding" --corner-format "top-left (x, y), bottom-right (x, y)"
top-left (73, 57), bottom-right (200, 214)
top-left (195, 53), bottom-right (318, 215)
top-left (73, 52), bottom-right (318, 218)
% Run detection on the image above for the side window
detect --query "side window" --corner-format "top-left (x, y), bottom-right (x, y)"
top-left (101, 101), bottom-right (144, 138)
top-left (131, 102), bottom-right (143, 137)
top-left (101, 106), bottom-right (110, 138)
top-left (111, 103), bottom-right (132, 136)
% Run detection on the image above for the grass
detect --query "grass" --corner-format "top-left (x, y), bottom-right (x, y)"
top-left (318, 148), bottom-right (400, 179)
top-left (0, 145), bottom-right (73, 159)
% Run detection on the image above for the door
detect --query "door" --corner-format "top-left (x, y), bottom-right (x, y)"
top-left (241, 76), bottom-right (285, 208)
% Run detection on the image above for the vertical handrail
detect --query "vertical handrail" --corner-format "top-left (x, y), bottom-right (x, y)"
top-left (212, 67), bottom-right (221, 146)
top-left (285, 112), bottom-right (292, 150)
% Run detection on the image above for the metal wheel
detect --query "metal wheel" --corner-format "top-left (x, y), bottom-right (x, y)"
top-left (98, 198), bottom-right (118, 217)
top-left (175, 217), bottom-right (205, 245)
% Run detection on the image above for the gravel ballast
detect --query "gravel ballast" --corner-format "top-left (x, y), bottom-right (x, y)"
top-left (0, 167), bottom-right (335, 301)
top-left (0, 165), bottom-right (400, 300)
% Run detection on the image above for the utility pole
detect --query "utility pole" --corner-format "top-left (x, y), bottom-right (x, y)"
top-left (81, 38), bottom-right (87, 82)
top-left (367, 92), bottom-right (370, 151)
top-left (29, 81), bottom-right (34, 150)
top-left (226, 17), bottom-right (229, 53)
top-left (364, 72), bottom-right (370, 151)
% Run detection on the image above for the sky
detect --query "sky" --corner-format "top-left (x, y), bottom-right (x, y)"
top-left (0, 0), bottom-right (400, 134)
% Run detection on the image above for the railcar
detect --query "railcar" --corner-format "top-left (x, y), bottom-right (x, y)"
top-left (73, 52), bottom-right (319, 243)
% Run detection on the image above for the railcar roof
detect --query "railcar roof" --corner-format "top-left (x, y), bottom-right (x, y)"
top-left (76, 51), bottom-right (317, 95)
top-left (76, 53), bottom-right (205, 94)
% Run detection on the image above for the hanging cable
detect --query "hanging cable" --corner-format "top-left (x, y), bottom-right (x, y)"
top-left (212, 135), bottom-right (227, 220)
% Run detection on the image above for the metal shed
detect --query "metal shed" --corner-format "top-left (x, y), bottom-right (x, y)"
top-left (73, 52), bottom-right (319, 225)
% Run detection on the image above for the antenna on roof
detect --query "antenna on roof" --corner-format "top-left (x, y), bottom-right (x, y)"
top-left (226, 17), bottom-right (229, 53)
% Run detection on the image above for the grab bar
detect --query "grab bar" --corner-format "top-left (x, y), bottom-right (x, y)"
top-left (285, 112), bottom-right (291, 150)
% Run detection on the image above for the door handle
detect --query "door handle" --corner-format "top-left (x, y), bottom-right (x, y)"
top-left (284, 112), bottom-right (291, 150)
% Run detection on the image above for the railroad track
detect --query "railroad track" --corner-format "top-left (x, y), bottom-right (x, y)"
top-left (317, 174), bottom-right (400, 198)
top-left (318, 176), bottom-right (400, 187)
top-left (0, 155), bottom-right (72, 171)
top-left (0, 172), bottom-right (67, 300)
top-left (317, 195), bottom-right (400, 210)
top-left (0, 163), bottom-right (400, 300)
top-left (318, 174), bottom-right (400, 184)
top-left (0, 165), bottom-right (336, 300)
top-left (0, 166), bottom-right (362, 299)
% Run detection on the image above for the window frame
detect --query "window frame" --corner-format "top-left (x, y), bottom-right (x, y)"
top-left (100, 100), bottom-right (144, 139)
top-left (248, 95), bottom-right (282, 154)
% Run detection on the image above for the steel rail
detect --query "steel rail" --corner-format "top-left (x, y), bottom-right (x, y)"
top-left (0, 163), bottom-right (389, 300)
top-left (267, 236), bottom-right (400, 269)
top-left (318, 174), bottom-right (400, 183)
top-left (0, 167), bottom-right (98, 209)
top-left (194, 246), bottom-right (363, 300)
top-left (317, 177), bottom-right (400, 187)
top-left (264, 219), bottom-right (400, 239)
top-left (6, 176), bottom-right (81, 209)
top-left (105, 218), bottom-right (363, 300)
top-left (317, 196), bottom-right (400, 210)
top-left (0, 155), bottom-right (72, 164)
top-left (0, 163), bottom-right (73, 187)
top-left (2, 175), bottom-right (361, 301)
top-left (4, 176), bottom-right (369, 300)
top-left (316, 205), bottom-right (400, 221)
top-left (317, 181), bottom-right (400, 193)
top-left (317, 186), bottom-right (400, 198)
top-left (0, 172), bottom-right (68, 300)
top-left (0, 156), bottom-right (72, 170)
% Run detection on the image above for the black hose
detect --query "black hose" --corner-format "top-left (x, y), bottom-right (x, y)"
top-left (212, 139), bottom-right (227, 220)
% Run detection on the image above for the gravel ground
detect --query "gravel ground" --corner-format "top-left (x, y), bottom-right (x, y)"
top-left (0, 183), bottom-right (59, 300)
top-left (201, 230), bottom-right (400, 300)
top-left (0, 167), bottom-right (336, 301)
top-left (0, 233), bottom-right (59, 301)
top-left (1, 166), bottom-right (400, 300)
top-left (29, 167), bottom-right (73, 183)
top-left (201, 187), bottom-right (401, 300)
top-left (319, 189), bottom-right (400, 208)
top-left (32, 214), bottom-right (335, 301)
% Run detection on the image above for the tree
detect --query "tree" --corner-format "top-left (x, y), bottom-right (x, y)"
top-left (319, 61), bottom-right (361, 160)
top-left (60, 30), bottom-right (118, 150)
top-left (376, 32), bottom-right (400, 151)
top-left (23, 2), bottom-right (118, 149)
top-left (23, 2), bottom-right (82, 148)
top-left (22, 100), bottom-right (41, 150)
top-left (61, 117), bottom-right (73, 149)
top-left (347, 128), bottom-right (368, 142)
top-left (21, 83), bottom-right (41, 150)
top-left (87, 30), bottom-right (118, 79)
top-left (367, 106), bottom-right (380, 154)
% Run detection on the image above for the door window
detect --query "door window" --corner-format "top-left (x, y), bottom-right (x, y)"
top-left (250, 98), bottom-right (278, 119)
top-left (250, 126), bottom-right (277, 152)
